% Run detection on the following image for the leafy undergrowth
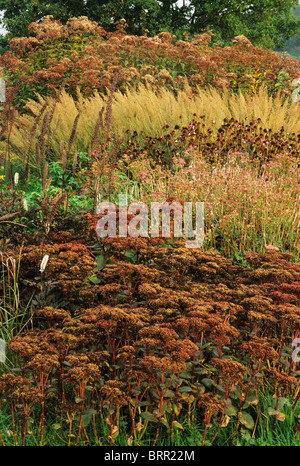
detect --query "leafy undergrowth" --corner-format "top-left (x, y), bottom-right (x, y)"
top-left (0, 388), bottom-right (299, 446)
top-left (0, 217), bottom-right (299, 446)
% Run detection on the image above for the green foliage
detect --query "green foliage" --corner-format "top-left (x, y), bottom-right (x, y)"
top-left (188, 0), bottom-right (300, 49)
top-left (275, 5), bottom-right (300, 58)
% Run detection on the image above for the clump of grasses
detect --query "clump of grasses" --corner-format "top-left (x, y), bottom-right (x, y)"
top-left (0, 247), bottom-right (33, 369)
top-left (5, 84), bottom-right (300, 171)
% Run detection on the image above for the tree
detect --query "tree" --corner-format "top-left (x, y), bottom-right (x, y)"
top-left (0, 0), bottom-right (299, 50)
top-left (187, 0), bottom-right (300, 48)
top-left (275, 5), bottom-right (300, 58)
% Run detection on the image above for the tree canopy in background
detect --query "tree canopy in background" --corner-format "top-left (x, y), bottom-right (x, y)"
top-left (275, 5), bottom-right (300, 59)
top-left (0, 0), bottom-right (299, 50)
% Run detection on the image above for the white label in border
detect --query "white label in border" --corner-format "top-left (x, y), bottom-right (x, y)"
top-left (0, 339), bottom-right (6, 363)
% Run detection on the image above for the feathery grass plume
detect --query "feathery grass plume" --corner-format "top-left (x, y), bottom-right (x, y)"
top-left (38, 190), bottom-right (67, 235)
top-left (8, 84), bottom-right (300, 171)
top-left (11, 78), bottom-right (67, 181)
top-left (35, 140), bottom-right (40, 170)
top-left (60, 140), bottom-right (67, 172)
top-left (0, 81), bottom-right (20, 140)
top-left (44, 80), bottom-right (68, 168)
top-left (91, 107), bottom-right (105, 154)
top-left (46, 193), bottom-right (67, 225)
top-left (42, 161), bottom-right (50, 196)
top-left (90, 72), bottom-right (123, 204)
top-left (0, 83), bottom-right (21, 186)
top-left (59, 140), bottom-right (69, 192)
top-left (0, 152), bottom-right (5, 170)
top-left (46, 78), bottom-right (68, 131)
top-left (21, 99), bottom-right (48, 192)
top-left (60, 112), bottom-right (80, 178)
top-left (39, 111), bottom-right (49, 172)
top-left (103, 72), bottom-right (119, 141)
top-left (68, 112), bottom-right (80, 155)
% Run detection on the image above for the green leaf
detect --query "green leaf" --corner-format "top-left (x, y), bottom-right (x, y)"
top-left (178, 386), bottom-right (193, 393)
top-left (137, 401), bottom-right (150, 408)
top-left (160, 417), bottom-right (170, 430)
top-left (89, 275), bottom-right (100, 284)
top-left (172, 420), bottom-right (184, 430)
top-left (226, 405), bottom-right (237, 416)
top-left (124, 250), bottom-right (137, 263)
top-left (83, 408), bottom-right (98, 416)
top-left (225, 401), bottom-right (237, 416)
top-left (240, 411), bottom-right (255, 430)
top-left (271, 397), bottom-right (289, 410)
top-left (215, 384), bottom-right (226, 393)
top-left (179, 371), bottom-right (192, 379)
top-left (95, 253), bottom-right (108, 271)
top-left (247, 395), bottom-right (259, 406)
top-left (267, 406), bottom-right (280, 416)
top-left (52, 423), bottom-right (61, 430)
top-left (82, 414), bottom-right (92, 428)
top-left (141, 412), bottom-right (158, 423)
top-left (164, 389), bottom-right (175, 398)
top-left (200, 378), bottom-right (214, 389)
top-left (279, 359), bottom-right (290, 367)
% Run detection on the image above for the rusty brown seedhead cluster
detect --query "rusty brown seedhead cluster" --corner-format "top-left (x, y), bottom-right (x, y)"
top-left (0, 220), bottom-right (299, 445)
top-left (1, 15), bottom-right (299, 109)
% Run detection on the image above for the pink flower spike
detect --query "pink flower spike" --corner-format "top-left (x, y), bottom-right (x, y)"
top-left (266, 245), bottom-right (279, 251)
